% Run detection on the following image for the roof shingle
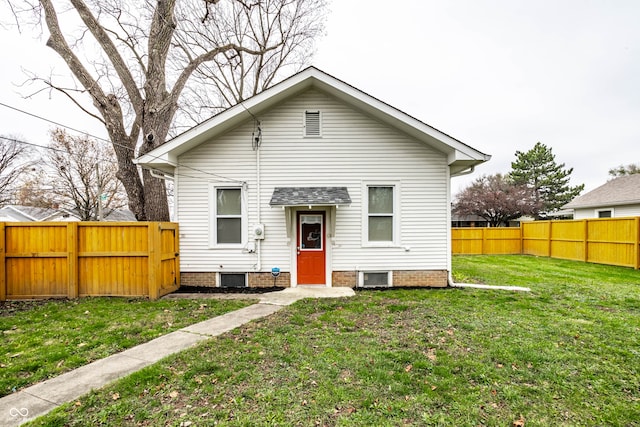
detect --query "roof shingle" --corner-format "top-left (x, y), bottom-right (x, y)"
top-left (269, 187), bottom-right (351, 207)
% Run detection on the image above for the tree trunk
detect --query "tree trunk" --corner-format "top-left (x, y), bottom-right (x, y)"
top-left (142, 170), bottom-right (170, 220)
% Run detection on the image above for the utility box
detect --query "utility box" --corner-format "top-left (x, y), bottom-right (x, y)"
top-left (253, 224), bottom-right (265, 240)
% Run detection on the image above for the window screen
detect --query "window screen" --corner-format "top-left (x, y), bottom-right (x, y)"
top-left (362, 272), bottom-right (390, 287)
top-left (598, 210), bottom-right (612, 218)
top-left (216, 188), bottom-right (242, 244)
top-left (368, 186), bottom-right (394, 242)
top-left (220, 273), bottom-right (246, 288)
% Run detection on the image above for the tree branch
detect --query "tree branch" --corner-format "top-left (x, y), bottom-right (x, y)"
top-left (68, 0), bottom-right (144, 114)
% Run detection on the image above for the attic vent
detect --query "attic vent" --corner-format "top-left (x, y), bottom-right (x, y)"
top-left (304, 110), bottom-right (321, 137)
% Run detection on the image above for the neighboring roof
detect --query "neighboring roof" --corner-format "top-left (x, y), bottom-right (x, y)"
top-left (135, 67), bottom-right (490, 176)
top-left (270, 187), bottom-right (352, 207)
top-left (564, 174), bottom-right (640, 209)
top-left (0, 205), bottom-right (137, 222)
top-left (0, 205), bottom-right (63, 221)
top-left (103, 209), bottom-right (137, 221)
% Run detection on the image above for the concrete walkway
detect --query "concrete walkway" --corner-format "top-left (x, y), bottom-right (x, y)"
top-left (0, 287), bottom-right (355, 426)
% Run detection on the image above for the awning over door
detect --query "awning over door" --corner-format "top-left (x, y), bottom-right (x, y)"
top-left (269, 187), bottom-right (352, 207)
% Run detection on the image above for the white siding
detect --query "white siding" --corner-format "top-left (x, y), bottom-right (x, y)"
top-left (573, 204), bottom-right (640, 219)
top-left (176, 88), bottom-right (449, 274)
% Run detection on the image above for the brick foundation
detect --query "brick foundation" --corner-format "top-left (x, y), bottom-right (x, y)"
top-left (332, 271), bottom-right (357, 287)
top-left (182, 269), bottom-right (448, 288)
top-left (180, 272), bottom-right (291, 288)
top-left (392, 270), bottom-right (448, 287)
top-left (248, 272), bottom-right (291, 288)
top-left (181, 272), bottom-right (217, 287)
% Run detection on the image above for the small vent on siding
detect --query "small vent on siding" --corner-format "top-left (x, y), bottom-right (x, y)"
top-left (304, 110), bottom-right (321, 137)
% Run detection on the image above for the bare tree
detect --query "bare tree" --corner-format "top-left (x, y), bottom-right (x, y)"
top-left (44, 128), bottom-right (127, 220)
top-left (0, 135), bottom-right (37, 205)
top-left (13, 168), bottom-right (59, 208)
top-left (453, 174), bottom-right (541, 227)
top-left (5, 0), bottom-right (327, 221)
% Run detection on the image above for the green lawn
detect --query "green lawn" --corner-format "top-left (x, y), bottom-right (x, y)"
top-left (25, 256), bottom-right (640, 426)
top-left (0, 297), bottom-right (255, 397)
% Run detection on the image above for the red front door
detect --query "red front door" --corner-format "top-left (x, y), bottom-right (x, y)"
top-left (297, 212), bottom-right (325, 285)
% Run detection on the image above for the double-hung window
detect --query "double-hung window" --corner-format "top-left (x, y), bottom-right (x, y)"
top-left (367, 185), bottom-right (395, 243)
top-left (213, 187), bottom-right (243, 246)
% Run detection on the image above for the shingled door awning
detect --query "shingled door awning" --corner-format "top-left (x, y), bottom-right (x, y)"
top-left (269, 187), bottom-right (352, 207)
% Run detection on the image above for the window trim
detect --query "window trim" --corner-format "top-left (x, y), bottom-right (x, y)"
top-left (362, 181), bottom-right (401, 247)
top-left (303, 110), bottom-right (322, 138)
top-left (209, 184), bottom-right (246, 248)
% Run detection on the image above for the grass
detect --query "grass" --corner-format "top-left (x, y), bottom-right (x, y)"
top-left (23, 256), bottom-right (640, 426)
top-left (0, 297), bottom-right (255, 397)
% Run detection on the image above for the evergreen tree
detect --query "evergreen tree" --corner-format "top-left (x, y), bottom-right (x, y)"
top-left (510, 142), bottom-right (584, 218)
top-left (609, 163), bottom-right (640, 178)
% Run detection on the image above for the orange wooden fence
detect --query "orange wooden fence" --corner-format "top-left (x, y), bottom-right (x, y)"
top-left (0, 222), bottom-right (180, 301)
top-left (453, 217), bottom-right (640, 269)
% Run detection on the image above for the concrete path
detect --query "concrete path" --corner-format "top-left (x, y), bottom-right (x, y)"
top-left (0, 287), bottom-right (355, 426)
top-left (451, 282), bottom-right (531, 292)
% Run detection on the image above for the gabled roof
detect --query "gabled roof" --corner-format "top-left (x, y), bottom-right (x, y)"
top-left (564, 174), bottom-right (640, 209)
top-left (0, 205), bottom-right (63, 221)
top-left (135, 67), bottom-right (490, 176)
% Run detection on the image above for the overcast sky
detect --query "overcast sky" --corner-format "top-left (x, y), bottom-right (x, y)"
top-left (1, 0), bottom-right (639, 195)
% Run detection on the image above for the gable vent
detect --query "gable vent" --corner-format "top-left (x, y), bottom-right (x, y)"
top-left (304, 110), bottom-right (321, 137)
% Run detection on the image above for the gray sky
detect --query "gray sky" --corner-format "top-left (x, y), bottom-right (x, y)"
top-left (2, 0), bottom-right (640, 195)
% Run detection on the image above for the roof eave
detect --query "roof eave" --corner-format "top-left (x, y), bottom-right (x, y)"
top-left (136, 66), bottom-right (491, 169)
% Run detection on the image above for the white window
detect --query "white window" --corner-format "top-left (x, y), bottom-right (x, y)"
top-left (211, 186), bottom-right (244, 247)
top-left (359, 271), bottom-right (392, 287)
top-left (364, 184), bottom-right (399, 246)
top-left (304, 110), bottom-right (321, 137)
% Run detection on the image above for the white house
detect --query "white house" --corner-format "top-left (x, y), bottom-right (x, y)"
top-left (136, 67), bottom-right (490, 288)
top-left (563, 174), bottom-right (640, 219)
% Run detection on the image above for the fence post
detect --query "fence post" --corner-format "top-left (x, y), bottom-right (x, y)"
top-left (547, 221), bottom-right (552, 257)
top-left (635, 217), bottom-right (640, 270)
top-left (583, 219), bottom-right (589, 263)
top-left (67, 222), bottom-right (79, 299)
top-left (0, 223), bottom-right (5, 302)
top-left (148, 222), bottom-right (160, 300)
top-left (482, 227), bottom-right (487, 255)
top-left (518, 223), bottom-right (523, 254)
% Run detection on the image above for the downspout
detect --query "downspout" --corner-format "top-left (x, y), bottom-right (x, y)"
top-left (255, 137), bottom-right (262, 272)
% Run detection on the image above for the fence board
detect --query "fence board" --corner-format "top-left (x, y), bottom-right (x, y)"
top-left (1, 222), bottom-right (179, 301)
top-left (454, 216), bottom-right (640, 270)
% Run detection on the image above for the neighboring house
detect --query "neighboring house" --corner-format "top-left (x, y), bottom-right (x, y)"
top-left (563, 174), bottom-right (640, 219)
top-left (0, 205), bottom-right (72, 222)
top-left (451, 214), bottom-right (489, 228)
top-left (450, 214), bottom-right (525, 228)
top-left (136, 67), bottom-right (491, 289)
top-left (0, 205), bottom-right (136, 222)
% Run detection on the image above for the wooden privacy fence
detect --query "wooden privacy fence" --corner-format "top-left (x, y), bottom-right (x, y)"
top-left (452, 217), bottom-right (640, 269)
top-left (0, 222), bottom-right (180, 301)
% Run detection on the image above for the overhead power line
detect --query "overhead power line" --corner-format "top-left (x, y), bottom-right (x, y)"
top-left (0, 101), bottom-right (244, 183)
